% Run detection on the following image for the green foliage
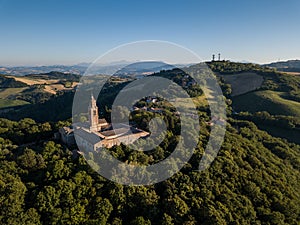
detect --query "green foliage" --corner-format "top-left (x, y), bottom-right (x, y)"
top-left (233, 90), bottom-right (300, 117)
top-left (235, 111), bottom-right (300, 144)
top-left (25, 71), bottom-right (80, 82)
top-left (0, 116), bottom-right (298, 224)
top-left (13, 85), bottom-right (53, 104)
top-left (62, 81), bottom-right (73, 88)
top-left (0, 63), bottom-right (299, 224)
top-left (0, 98), bottom-right (29, 108)
top-left (3, 91), bottom-right (75, 122)
top-left (208, 61), bottom-right (275, 74)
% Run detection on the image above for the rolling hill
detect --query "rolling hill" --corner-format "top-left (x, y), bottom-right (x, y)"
top-left (219, 72), bottom-right (264, 96)
top-left (0, 64), bottom-right (87, 76)
top-left (209, 61), bottom-right (300, 144)
top-left (232, 90), bottom-right (300, 117)
top-left (0, 61), bottom-right (299, 144)
top-left (264, 59), bottom-right (300, 72)
top-left (0, 72), bottom-right (79, 110)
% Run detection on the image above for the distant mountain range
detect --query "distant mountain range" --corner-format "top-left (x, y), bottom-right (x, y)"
top-left (0, 61), bottom-right (191, 77)
top-left (113, 61), bottom-right (184, 78)
top-left (264, 60), bottom-right (300, 72)
top-left (2, 59), bottom-right (300, 76)
top-left (0, 64), bottom-right (88, 76)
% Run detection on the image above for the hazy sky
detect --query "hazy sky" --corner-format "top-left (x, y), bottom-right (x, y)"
top-left (0, 0), bottom-right (300, 66)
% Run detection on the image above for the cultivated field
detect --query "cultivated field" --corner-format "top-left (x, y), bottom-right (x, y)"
top-left (0, 75), bottom-right (78, 109)
top-left (44, 83), bottom-right (77, 94)
top-left (10, 76), bottom-right (59, 85)
top-left (280, 71), bottom-right (300, 76)
top-left (7, 76), bottom-right (78, 95)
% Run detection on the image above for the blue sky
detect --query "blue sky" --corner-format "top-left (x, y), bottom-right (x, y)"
top-left (0, 0), bottom-right (300, 66)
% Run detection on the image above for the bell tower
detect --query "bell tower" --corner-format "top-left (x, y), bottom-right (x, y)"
top-left (88, 94), bottom-right (99, 131)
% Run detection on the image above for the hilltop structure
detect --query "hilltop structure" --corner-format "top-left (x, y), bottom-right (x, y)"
top-left (59, 95), bottom-right (149, 150)
top-left (212, 53), bottom-right (224, 62)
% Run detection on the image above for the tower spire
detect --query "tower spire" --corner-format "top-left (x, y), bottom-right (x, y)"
top-left (88, 94), bottom-right (99, 131)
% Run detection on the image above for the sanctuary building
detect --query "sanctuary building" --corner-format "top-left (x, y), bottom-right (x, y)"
top-left (59, 95), bottom-right (149, 150)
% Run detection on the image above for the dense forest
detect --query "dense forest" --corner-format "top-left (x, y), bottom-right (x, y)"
top-left (0, 62), bottom-right (299, 224)
top-left (0, 116), bottom-right (299, 224)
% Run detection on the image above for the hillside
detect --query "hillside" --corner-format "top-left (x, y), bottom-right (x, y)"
top-left (114, 61), bottom-right (176, 78)
top-left (0, 114), bottom-right (299, 224)
top-left (25, 71), bottom-right (81, 81)
top-left (0, 72), bottom-right (79, 110)
top-left (0, 64), bottom-right (87, 76)
top-left (0, 62), bottom-right (299, 224)
top-left (219, 72), bottom-right (263, 96)
top-left (232, 90), bottom-right (300, 116)
top-left (0, 74), bottom-right (28, 88)
top-left (1, 62), bottom-right (300, 142)
top-left (208, 62), bottom-right (300, 117)
top-left (264, 60), bottom-right (300, 72)
top-left (207, 61), bottom-right (300, 144)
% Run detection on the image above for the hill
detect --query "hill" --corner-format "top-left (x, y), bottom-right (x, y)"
top-left (114, 61), bottom-right (176, 78)
top-left (264, 60), bottom-right (300, 72)
top-left (219, 72), bottom-right (264, 96)
top-left (0, 112), bottom-right (299, 224)
top-left (207, 61), bottom-right (300, 144)
top-left (1, 61), bottom-right (300, 143)
top-left (232, 90), bottom-right (300, 116)
top-left (0, 64), bottom-right (87, 76)
top-left (0, 74), bottom-right (28, 88)
top-left (0, 62), bottom-right (299, 224)
top-left (25, 71), bottom-right (81, 81)
top-left (208, 62), bottom-right (300, 117)
top-left (0, 75), bottom-right (29, 108)
top-left (0, 72), bottom-right (79, 110)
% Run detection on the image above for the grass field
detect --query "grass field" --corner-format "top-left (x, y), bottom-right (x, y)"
top-left (0, 88), bottom-right (30, 108)
top-left (0, 75), bottom-right (79, 109)
top-left (10, 76), bottom-right (59, 85)
top-left (3, 76), bottom-right (78, 95)
top-left (0, 87), bottom-right (27, 98)
top-left (0, 99), bottom-right (29, 108)
top-left (279, 71), bottom-right (300, 76)
top-left (233, 90), bottom-right (300, 117)
top-left (170, 96), bottom-right (206, 109)
top-left (170, 87), bottom-right (214, 109)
